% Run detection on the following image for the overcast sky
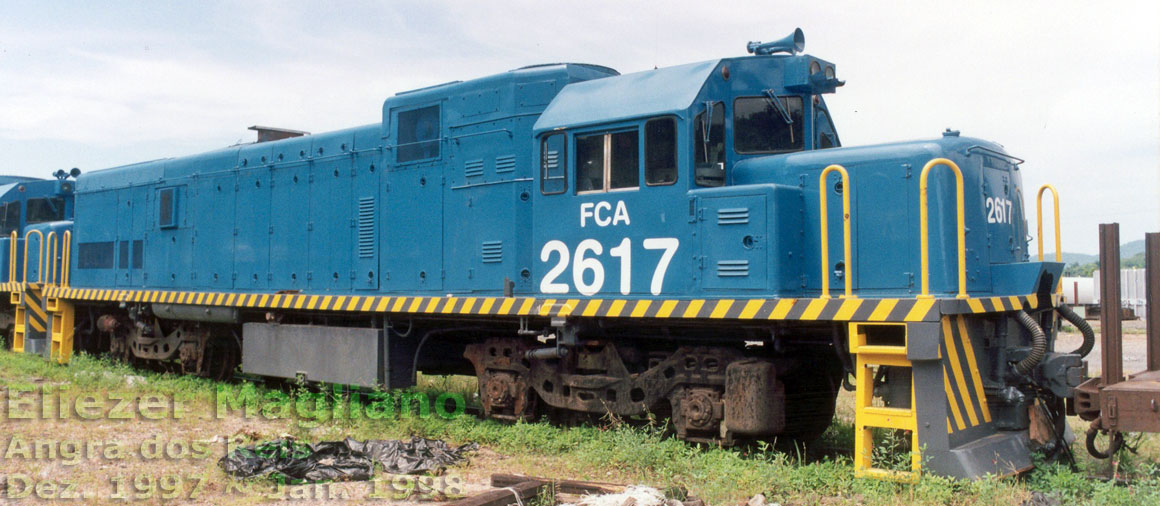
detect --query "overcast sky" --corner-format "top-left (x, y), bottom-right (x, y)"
top-left (1, 1), bottom-right (1156, 253)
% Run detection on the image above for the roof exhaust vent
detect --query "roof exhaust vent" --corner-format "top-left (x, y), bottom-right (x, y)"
top-left (248, 125), bottom-right (310, 143)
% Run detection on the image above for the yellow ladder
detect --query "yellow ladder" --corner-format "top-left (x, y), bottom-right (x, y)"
top-left (11, 289), bottom-right (25, 353)
top-left (851, 322), bottom-right (921, 481)
top-left (46, 295), bottom-right (75, 364)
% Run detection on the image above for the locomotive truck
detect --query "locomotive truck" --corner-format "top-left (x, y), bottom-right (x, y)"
top-left (3, 29), bottom-right (1107, 480)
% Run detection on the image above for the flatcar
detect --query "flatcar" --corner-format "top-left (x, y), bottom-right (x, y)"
top-left (2, 30), bottom-right (1090, 480)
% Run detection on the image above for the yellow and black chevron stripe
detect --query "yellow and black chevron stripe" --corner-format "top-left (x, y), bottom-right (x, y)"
top-left (7, 286), bottom-right (1052, 323)
top-left (942, 315), bottom-right (992, 433)
top-left (941, 294), bottom-right (1058, 315)
top-left (21, 288), bottom-right (49, 334)
top-left (36, 287), bottom-right (946, 322)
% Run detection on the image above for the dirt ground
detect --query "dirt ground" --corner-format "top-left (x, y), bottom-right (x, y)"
top-left (1055, 318), bottom-right (1149, 375)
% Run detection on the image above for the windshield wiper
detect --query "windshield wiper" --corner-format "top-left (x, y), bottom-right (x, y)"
top-left (763, 89), bottom-right (794, 125)
top-left (763, 89), bottom-right (795, 144)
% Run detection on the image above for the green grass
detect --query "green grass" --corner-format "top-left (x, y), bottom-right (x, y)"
top-left (4, 349), bottom-right (1160, 505)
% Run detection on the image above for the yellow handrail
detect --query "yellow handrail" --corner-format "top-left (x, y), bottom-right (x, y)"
top-left (1036, 185), bottom-right (1063, 294)
top-left (45, 231), bottom-right (57, 285)
top-left (22, 229), bottom-right (45, 285)
top-left (919, 158), bottom-right (968, 299)
top-left (8, 230), bottom-right (15, 282)
top-left (62, 230), bottom-right (71, 287)
top-left (819, 164), bottom-right (854, 298)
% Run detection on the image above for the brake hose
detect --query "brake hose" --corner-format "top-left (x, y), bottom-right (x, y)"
top-left (1056, 304), bottom-right (1095, 358)
top-left (1015, 310), bottom-right (1047, 375)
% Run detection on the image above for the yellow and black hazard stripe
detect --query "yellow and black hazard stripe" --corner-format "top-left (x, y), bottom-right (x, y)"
top-left (942, 315), bottom-right (992, 434)
top-left (43, 287), bottom-right (943, 322)
top-left (21, 288), bottom-right (49, 334)
top-left (0, 281), bottom-right (20, 292)
top-left (940, 294), bottom-right (1056, 315)
top-left (38, 286), bottom-right (1049, 323)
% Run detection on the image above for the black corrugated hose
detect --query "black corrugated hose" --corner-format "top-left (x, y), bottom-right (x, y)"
top-left (1056, 304), bottom-right (1095, 358)
top-left (1015, 310), bottom-right (1047, 375)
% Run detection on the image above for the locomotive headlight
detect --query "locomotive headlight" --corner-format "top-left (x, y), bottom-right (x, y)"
top-left (810, 61), bottom-right (821, 75)
top-left (825, 66), bottom-right (835, 79)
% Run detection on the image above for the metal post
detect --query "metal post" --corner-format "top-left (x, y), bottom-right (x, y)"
top-left (1099, 223), bottom-right (1123, 385)
top-left (1146, 233), bottom-right (1160, 371)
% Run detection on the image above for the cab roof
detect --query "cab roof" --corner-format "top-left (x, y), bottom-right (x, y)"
top-left (533, 60), bottom-right (720, 133)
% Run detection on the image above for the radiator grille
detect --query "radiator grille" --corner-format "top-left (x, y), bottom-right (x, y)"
top-left (357, 197), bottom-right (376, 258)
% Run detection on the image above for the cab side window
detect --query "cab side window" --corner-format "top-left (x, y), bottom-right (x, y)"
top-left (540, 133), bottom-right (567, 195)
top-left (645, 118), bottom-right (677, 186)
top-left (576, 130), bottom-right (639, 194)
top-left (396, 105), bottom-right (441, 163)
top-left (816, 108), bottom-right (840, 149)
top-left (694, 102), bottom-right (726, 187)
top-left (0, 202), bottom-right (20, 235)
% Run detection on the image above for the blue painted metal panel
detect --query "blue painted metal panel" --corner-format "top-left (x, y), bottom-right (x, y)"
top-left (115, 188), bottom-right (133, 286)
top-left (308, 131), bottom-right (355, 292)
top-left (700, 193), bottom-right (768, 291)
top-left (71, 188), bottom-right (119, 288)
top-left (268, 151), bottom-right (310, 290)
top-left (534, 61), bottom-right (718, 132)
top-left (129, 184), bottom-right (148, 286)
top-left (351, 127), bottom-right (381, 291)
top-left (383, 164), bottom-right (442, 292)
top-left (195, 174), bottom-right (236, 289)
top-left (235, 143), bottom-right (273, 290)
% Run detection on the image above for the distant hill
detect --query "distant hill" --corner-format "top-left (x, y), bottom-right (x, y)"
top-left (1049, 239), bottom-right (1145, 265)
top-left (1056, 239), bottom-right (1149, 277)
top-left (1055, 252), bottom-right (1097, 264)
top-left (1122, 239), bottom-right (1146, 257)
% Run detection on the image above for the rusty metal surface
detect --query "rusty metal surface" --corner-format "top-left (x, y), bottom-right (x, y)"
top-left (463, 338), bottom-right (536, 422)
top-left (1147, 233), bottom-right (1160, 371)
top-left (723, 359), bottom-right (786, 436)
top-left (1073, 376), bottom-right (1102, 421)
top-left (1081, 226), bottom-right (1160, 440)
top-left (1100, 223), bottom-right (1123, 386)
top-left (490, 474), bottom-right (621, 495)
top-left (527, 342), bottom-right (741, 418)
top-left (1100, 370), bottom-right (1160, 433)
top-left (444, 479), bottom-right (542, 506)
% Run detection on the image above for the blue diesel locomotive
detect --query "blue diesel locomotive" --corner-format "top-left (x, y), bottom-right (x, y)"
top-left (3, 30), bottom-right (1088, 480)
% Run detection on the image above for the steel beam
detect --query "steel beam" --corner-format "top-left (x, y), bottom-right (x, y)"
top-left (1099, 223), bottom-right (1123, 385)
top-left (1147, 233), bottom-right (1160, 371)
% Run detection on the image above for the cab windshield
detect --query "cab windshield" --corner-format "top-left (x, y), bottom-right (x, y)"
top-left (26, 197), bottom-right (65, 224)
top-left (733, 96), bottom-right (804, 154)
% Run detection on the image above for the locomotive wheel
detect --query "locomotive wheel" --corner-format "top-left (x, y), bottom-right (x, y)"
top-left (464, 338), bottom-right (537, 422)
top-left (199, 336), bottom-right (240, 381)
top-left (780, 355), bottom-right (842, 442)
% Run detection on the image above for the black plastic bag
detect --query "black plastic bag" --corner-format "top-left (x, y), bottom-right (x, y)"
top-left (219, 436), bottom-right (478, 483)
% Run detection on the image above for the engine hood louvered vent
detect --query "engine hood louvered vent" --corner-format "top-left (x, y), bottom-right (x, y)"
top-left (481, 241), bottom-right (503, 263)
top-left (717, 207), bottom-right (750, 225)
top-left (716, 260), bottom-right (750, 277)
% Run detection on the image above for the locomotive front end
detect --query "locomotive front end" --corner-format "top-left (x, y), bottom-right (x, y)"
top-left (696, 37), bottom-right (1080, 479)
